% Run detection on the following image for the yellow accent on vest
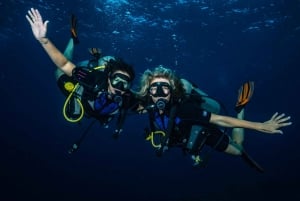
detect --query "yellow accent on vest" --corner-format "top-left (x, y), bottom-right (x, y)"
top-left (146, 130), bottom-right (166, 148)
top-left (62, 65), bottom-right (105, 123)
top-left (63, 83), bottom-right (84, 123)
top-left (93, 65), bottom-right (105, 71)
top-left (64, 81), bottom-right (75, 92)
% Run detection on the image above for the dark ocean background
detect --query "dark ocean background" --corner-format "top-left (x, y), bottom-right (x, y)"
top-left (1, 0), bottom-right (299, 201)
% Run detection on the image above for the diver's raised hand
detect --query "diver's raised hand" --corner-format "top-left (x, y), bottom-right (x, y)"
top-left (259, 112), bottom-right (292, 134)
top-left (26, 8), bottom-right (49, 43)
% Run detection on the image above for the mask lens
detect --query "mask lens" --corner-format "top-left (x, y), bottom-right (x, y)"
top-left (110, 73), bottom-right (131, 90)
top-left (149, 86), bottom-right (158, 95)
top-left (149, 82), bottom-right (171, 97)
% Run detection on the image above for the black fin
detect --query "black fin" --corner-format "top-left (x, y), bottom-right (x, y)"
top-left (70, 14), bottom-right (79, 44)
top-left (241, 150), bottom-right (265, 173)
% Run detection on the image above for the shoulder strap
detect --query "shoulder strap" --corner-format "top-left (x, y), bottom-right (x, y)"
top-left (112, 107), bottom-right (127, 139)
top-left (156, 103), bottom-right (179, 157)
top-left (112, 91), bottom-right (138, 139)
top-left (148, 108), bottom-right (157, 132)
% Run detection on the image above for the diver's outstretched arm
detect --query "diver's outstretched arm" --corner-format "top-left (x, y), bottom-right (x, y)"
top-left (26, 8), bottom-right (75, 76)
top-left (210, 112), bottom-right (292, 134)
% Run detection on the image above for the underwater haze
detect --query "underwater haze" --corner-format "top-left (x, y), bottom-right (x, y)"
top-left (1, 0), bottom-right (299, 201)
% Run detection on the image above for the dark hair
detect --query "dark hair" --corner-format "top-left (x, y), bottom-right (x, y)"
top-left (105, 58), bottom-right (135, 81)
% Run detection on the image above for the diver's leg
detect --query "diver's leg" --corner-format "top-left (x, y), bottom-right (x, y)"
top-left (55, 38), bottom-right (74, 80)
top-left (224, 142), bottom-right (242, 155)
top-left (232, 81), bottom-right (254, 146)
top-left (224, 108), bottom-right (245, 155)
top-left (225, 108), bottom-right (264, 172)
top-left (214, 131), bottom-right (242, 156)
top-left (63, 38), bottom-right (75, 60)
top-left (231, 108), bottom-right (245, 146)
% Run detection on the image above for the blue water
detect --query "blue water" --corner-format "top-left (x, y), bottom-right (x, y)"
top-left (1, 0), bottom-right (299, 200)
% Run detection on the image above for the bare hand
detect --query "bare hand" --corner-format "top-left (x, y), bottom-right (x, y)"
top-left (261, 112), bottom-right (292, 134)
top-left (26, 8), bottom-right (49, 41)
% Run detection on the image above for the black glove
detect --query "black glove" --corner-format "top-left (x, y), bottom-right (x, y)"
top-left (72, 67), bottom-right (97, 91)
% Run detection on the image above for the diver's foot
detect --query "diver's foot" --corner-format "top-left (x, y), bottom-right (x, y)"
top-left (235, 81), bottom-right (254, 113)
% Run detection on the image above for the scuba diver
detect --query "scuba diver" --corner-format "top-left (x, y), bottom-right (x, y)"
top-left (26, 8), bottom-right (139, 153)
top-left (135, 65), bottom-right (292, 172)
top-left (57, 13), bottom-right (121, 124)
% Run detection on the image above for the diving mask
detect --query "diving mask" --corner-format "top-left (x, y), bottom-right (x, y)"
top-left (110, 73), bottom-right (131, 91)
top-left (149, 82), bottom-right (171, 97)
